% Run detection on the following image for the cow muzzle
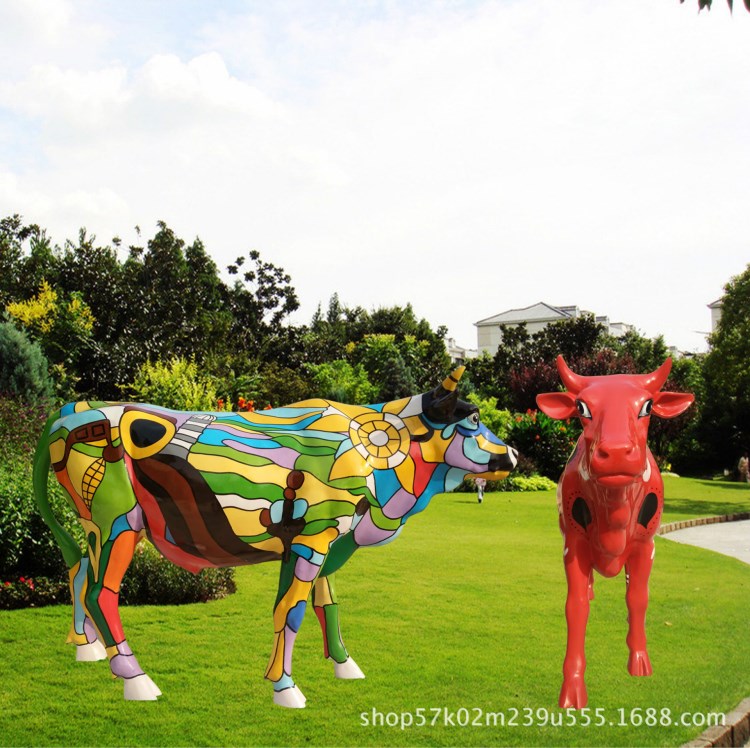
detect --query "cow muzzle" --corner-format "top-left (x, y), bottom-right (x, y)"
top-left (590, 441), bottom-right (643, 487)
top-left (483, 446), bottom-right (518, 477)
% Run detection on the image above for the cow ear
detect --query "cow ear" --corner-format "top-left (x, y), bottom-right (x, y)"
top-left (651, 391), bottom-right (694, 419)
top-left (536, 392), bottom-right (577, 420)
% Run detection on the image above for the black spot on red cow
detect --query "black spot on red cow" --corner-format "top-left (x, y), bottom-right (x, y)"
top-left (572, 497), bottom-right (592, 530)
top-left (637, 493), bottom-right (658, 528)
top-left (131, 419), bottom-right (167, 449)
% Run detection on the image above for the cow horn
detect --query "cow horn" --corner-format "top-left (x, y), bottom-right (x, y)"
top-left (641, 358), bottom-right (672, 393)
top-left (440, 365), bottom-right (466, 394)
top-left (556, 356), bottom-right (586, 395)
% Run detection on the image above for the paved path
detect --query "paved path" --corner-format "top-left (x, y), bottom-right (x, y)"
top-left (664, 519), bottom-right (750, 565)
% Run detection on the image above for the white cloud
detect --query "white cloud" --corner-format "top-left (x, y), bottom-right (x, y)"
top-left (0, 0), bottom-right (748, 354)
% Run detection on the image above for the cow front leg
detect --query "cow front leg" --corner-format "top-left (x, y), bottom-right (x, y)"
top-left (560, 539), bottom-right (592, 709)
top-left (313, 574), bottom-right (365, 680)
top-left (625, 540), bottom-right (654, 677)
top-left (85, 528), bottom-right (161, 700)
top-left (266, 549), bottom-right (325, 708)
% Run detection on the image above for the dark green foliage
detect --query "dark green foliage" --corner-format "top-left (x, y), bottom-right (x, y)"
top-left (682, 0), bottom-right (750, 13)
top-left (0, 321), bottom-right (54, 402)
top-left (0, 575), bottom-right (69, 610)
top-left (0, 395), bottom-right (235, 609)
top-left (700, 264), bottom-right (750, 470)
top-left (119, 542), bottom-right (236, 606)
top-left (306, 297), bottom-right (451, 399)
top-left (508, 410), bottom-right (581, 481)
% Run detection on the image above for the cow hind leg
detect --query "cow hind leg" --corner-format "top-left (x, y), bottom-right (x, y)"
top-left (67, 555), bottom-right (107, 661)
top-left (85, 529), bottom-right (161, 700)
top-left (313, 575), bottom-right (365, 680)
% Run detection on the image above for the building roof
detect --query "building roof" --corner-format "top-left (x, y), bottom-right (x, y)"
top-left (475, 302), bottom-right (580, 327)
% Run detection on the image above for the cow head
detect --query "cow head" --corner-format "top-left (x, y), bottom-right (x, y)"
top-left (536, 356), bottom-right (693, 488)
top-left (329, 367), bottom-right (517, 492)
top-left (415, 366), bottom-right (518, 481)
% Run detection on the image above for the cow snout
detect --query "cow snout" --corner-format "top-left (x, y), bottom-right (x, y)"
top-left (591, 440), bottom-right (642, 484)
top-left (595, 441), bottom-right (635, 461)
top-left (488, 446), bottom-right (518, 473)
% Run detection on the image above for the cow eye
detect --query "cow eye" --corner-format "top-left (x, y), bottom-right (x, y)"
top-left (576, 400), bottom-right (592, 419)
top-left (639, 399), bottom-right (653, 418)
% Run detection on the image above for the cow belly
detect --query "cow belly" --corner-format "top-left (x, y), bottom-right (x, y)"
top-left (126, 453), bottom-right (282, 573)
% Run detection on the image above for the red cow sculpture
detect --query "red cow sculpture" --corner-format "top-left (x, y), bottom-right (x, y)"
top-left (536, 356), bottom-right (694, 709)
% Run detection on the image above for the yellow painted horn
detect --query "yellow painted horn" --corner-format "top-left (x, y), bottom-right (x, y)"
top-left (441, 365), bottom-right (466, 393)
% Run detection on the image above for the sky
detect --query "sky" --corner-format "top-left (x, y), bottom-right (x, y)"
top-left (1, 0), bottom-right (748, 355)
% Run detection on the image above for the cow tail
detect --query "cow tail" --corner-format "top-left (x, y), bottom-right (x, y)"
top-left (33, 413), bottom-right (82, 568)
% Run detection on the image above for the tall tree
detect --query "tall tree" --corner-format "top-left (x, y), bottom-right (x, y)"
top-left (701, 264), bottom-right (750, 466)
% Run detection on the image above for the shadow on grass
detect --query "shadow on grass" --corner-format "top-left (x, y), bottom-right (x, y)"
top-left (691, 479), bottom-right (750, 492)
top-left (665, 498), bottom-right (750, 516)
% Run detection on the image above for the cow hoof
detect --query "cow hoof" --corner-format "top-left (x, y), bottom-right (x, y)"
top-left (559, 677), bottom-right (587, 709)
top-left (76, 640), bottom-right (107, 662)
top-left (123, 674), bottom-right (161, 701)
top-left (334, 657), bottom-right (365, 679)
top-left (273, 685), bottom-right (307, 709)
top-left (628, 650), bottom-right (653, 677)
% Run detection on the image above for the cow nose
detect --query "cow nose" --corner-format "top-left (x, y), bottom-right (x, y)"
top-left (596, 442), bottom-right (634, 460)
top-left (489, 447), bottom-right (517, 472)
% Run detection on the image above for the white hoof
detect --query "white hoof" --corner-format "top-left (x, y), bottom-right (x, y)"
top-left (273, 685), bottom-right (307, 708)
top-left (334, 656), bottom-right (365, 679)
top-left (76, 640), bottom-right (107, 662)
top-left (123, 673), bottom-right (161, 701)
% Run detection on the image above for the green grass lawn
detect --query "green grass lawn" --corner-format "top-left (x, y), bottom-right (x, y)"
top-left (1, 477), bottom-right (749, 747)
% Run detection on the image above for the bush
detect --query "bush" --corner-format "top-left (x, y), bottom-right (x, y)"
top-left (119, 542), bottom-right (236, 606)
top-left (306, 359), bottom-right (378, 404)
top-left (508, 410), bottom-right (580, 481)
top-left (0, 575), bottom-right (69, 610)
top-left (457, 473), bottom-right (557, 493)
top-left (0, 394), bottom-right (236, 609)
top-left (123, 357), bottom-right (219, 410)
top-left (0, 320), bottom-right (54, 402)
top-left (466, 393), bottom-right (513, 441)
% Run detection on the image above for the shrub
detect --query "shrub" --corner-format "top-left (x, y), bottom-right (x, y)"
top-left (0, 394), bottom-right (236, 609)
top-left (457, 473), bottom-right (557, 493)
top-left (508, 410), bottom-right (580, 481)
top-left (466, 393), bottom-right (513, 441)
top-left (0, 320), bottom-right (54, 402)
top-left (306, 359), bottom-right (378, 404)
top-left (0, 575), bottom-right (69, 610)
top-left (119, 542), bottom-right (236, 606)
top-left (124, 357), bottom-right (219, 410)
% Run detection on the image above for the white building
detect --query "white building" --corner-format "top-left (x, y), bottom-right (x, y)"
top-left (707, 298), bottom-right (723, 332)
top-left (475, 302), bottom-right (633, 356)
top-left (445, 337), bottom-right (478, 366)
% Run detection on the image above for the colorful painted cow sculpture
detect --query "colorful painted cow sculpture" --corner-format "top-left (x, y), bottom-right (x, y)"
top-left (536, 356), bottom-right (693, 709)
top-left (34, 367), bottom-right (517, 707)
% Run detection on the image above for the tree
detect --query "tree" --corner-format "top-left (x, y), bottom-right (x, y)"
top-left (0, 321), bottom-right (54, 402)
top-left (224, 249), bottom-right (300, 366)
top-left (303, 298), bottom-right (451, 397)
top-left (701, 264), bottom-right (750, 467)
top-left (682, 0), bottom-right (750, 13)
